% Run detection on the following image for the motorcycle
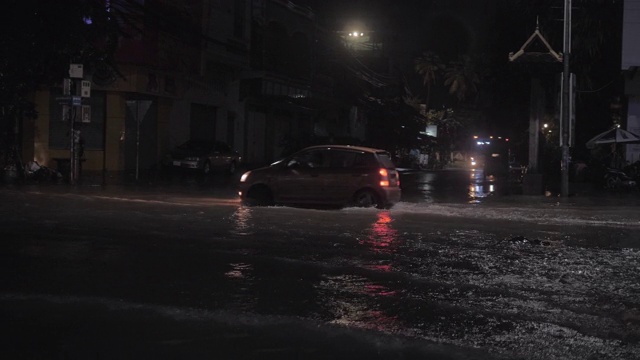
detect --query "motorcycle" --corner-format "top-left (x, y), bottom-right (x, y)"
top-left (24, 161), bottom-right (63, 183)
top-left (603, 167), bottom-right (636, 190)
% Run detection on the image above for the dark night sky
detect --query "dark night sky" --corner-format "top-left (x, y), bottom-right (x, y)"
top-left (300, 0), bottom-right (496, 58)
top-left (300, 0), bottom-right (533, 133)
top-left (295, 0), bottom-right (623, 156)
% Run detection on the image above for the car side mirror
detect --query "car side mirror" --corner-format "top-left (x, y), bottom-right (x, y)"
top-left (287, 159), bottom-right (300, 168)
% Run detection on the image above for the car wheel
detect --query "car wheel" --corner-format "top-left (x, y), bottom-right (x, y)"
top-left (353, 189), bottom-right (381, 209)
top-left (605, 175), bottom-right (618, 189)
top-left (228, 161), bottom-right (236, 175)
top-left (203, 161), bottom-right (212, 175)
top-left (245, 185), bottom-right (274, 206)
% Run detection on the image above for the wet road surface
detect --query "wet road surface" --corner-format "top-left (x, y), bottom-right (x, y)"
top-left (1, 170), bottom-right (639, 359)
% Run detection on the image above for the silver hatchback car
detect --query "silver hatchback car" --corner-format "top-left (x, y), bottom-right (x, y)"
top-left (165, 140), bottom-right (241, 175)
top-left (238, 145), bottom-right (401, 209)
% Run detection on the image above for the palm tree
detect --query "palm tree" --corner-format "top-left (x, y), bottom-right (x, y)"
top-left (414, 51), bottom-right (444, 111)
top-left (443, 55), bottom-right (480, 103)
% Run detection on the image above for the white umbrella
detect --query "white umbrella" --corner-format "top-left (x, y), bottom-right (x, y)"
top-left (586, 127), bottom-right (640, 149)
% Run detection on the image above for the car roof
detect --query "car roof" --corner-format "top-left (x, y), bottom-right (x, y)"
top-left (301, 144), bottom-right (389, 154)
top-left (183, 139), bottom-right (227, 144)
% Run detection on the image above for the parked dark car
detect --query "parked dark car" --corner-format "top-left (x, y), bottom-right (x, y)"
top-left (164, 140), bottom-right (241, 175)
top-left (238, 145), bottom-right (401, 209)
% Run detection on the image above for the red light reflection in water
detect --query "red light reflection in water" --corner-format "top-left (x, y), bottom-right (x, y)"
top-left (358, 211), bottom-right (398, 254)
top-left (364, 283), bottom-right (396, 297)
top-left (362, 310), bottom-right (401, 332)
top-left (320, 275), bottom-right (406, 333)
top-left (318, 212), bottom-right (407, 334)
top-left (364, 263), bottom-right (393, 272)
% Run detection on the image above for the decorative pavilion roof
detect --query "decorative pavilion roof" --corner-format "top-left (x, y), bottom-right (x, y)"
top-left (509, 21), bottom-right (562, 63)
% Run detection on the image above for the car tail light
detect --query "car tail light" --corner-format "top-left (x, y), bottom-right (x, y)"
top-left (379, 168), bottom-right (389, 187)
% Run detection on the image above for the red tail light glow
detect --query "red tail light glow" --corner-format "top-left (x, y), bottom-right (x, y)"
top-left (379, 168), bottom-right (389, 187)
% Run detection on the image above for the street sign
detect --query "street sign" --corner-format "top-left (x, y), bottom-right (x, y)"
top-left (63, 78), bottom-right (72, 95)
top-left (69, 64), bottom-right (83, 79)
top-left (126, 100), bottom-right (152, 124)
top-left (81, 80), bottom-right (91, 97)
top-left (56, 96), bottom-right (72, 104)
top-left (72, 96), bottom-right (81, 106)
top-left (62, 105), bottom-right (70, 121)
top-left (81, 105), bottom-right (91, 123)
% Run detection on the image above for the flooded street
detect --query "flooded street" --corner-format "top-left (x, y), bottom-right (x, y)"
top-left (400, 166), bottom-right (527, 204)
top-left (1, 172), bottom-right (639, 359)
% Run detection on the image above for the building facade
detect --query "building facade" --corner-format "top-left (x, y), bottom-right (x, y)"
top-left (21, 0), bottom-right (363, 183)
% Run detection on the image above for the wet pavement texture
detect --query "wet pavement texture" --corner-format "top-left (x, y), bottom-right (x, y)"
top-left (1, 168), bottom-right (639, 359)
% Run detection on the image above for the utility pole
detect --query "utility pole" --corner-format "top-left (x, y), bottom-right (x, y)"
top-left (561, 0), bottom-right (572, 197)
top-left (68, 64), bottom-right (83, 185)
top-left (61, 63), bottom-right (90, 185)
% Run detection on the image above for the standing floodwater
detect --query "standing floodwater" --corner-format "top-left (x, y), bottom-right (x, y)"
top-left (0, 187), bottom-right (639, 359)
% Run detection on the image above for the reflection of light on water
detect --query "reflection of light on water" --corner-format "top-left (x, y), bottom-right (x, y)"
top-left (224, 262), bottom-right (253, 279)
top-left (364, 283), bottom-right (396, 296)
top-left (231, 206), bottom-right (253, 235)
top-left (364, 263), bottom-right (393, 272)
top-left (317, 274), bottom-right (408, 334)
top-left (331, 309), bottom-right (402, 332)
top-left (358, 211), bottom-right (398, 254)
top-left (415, 172), bottom-right (436, 194)
top-left (468, 181), bottom-right (497, 202)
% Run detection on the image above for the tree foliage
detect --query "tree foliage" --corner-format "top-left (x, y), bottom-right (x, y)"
top-left (443, 55), bottom-right (480, 103)
top-left (414, 51), bottom-right (444, 110)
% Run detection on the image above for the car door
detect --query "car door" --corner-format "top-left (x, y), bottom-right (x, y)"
top-left (275, 149), bottom-right (328, 203)
top-left (322, 150), bottom-right (359, 203)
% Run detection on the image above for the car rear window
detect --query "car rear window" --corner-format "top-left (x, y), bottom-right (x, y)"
top-left (353, 152), bottom-right (378, 168)
top-left (375, 152), bottom-right (396, 169)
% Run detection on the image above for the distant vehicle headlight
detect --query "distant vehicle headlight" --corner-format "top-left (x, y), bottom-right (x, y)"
top-left (240, 171), bottom-right (251, 182)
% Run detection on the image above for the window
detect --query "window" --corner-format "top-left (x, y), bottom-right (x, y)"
top-left (354, 153), bottom-right (378, 168)
top-left (329, 150), bottom-right (356, 168)
top-left (296, 150), bottom-right (327, 168)
top-left (48, 89), bottom-right (105, 150)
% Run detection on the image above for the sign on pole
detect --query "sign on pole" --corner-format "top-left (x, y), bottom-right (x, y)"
top-left (63, 78), bottom-right (72, 95)
top-left (69, 64), bottom-right (84, 79)
top-left (81, 80), bottom-right (91, 97)
top-left (62, 105), bottom-right (70, 122)
top-left (81, 105), bottom-right (91, 123)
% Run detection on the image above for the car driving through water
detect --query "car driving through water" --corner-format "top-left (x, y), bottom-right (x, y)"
top-left (239, 145), bottom-right (401, 209)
